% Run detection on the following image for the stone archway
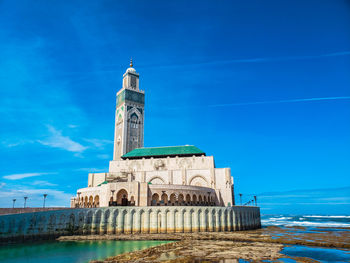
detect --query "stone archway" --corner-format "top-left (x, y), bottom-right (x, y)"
top-left (116, 189), bottom-right (128, 206)
top-left (161, 193), bottom-right (168, 206)
top-left (178, 194), bottom-right (184, 205)
top-left (192, 195), bottom-right (197, 205)
top-left (185, 194), bottom-right (191, 205)
top-left (94, 195), bottom-right (100, 207)
top-left (152, 193), bottom-right (159, 206)
top-left (170, 194), bottom-right (176, 205)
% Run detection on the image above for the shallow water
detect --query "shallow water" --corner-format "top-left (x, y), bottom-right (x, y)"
top-left (281, 245), bottom-right (350, 262)
top-left (0, 240), bottom-right (171, 263)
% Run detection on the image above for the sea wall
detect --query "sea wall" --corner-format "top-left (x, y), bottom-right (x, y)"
top-left (0, 206), bottom-right (260, 242)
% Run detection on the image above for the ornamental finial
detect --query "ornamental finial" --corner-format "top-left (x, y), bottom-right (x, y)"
top-left (130, 58), bottom-right (133, 67)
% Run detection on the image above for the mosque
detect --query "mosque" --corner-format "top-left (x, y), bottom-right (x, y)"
top-left (71, 61), bottom-right (234, 209)
top-left (0, 61), bottom-right (260, 242)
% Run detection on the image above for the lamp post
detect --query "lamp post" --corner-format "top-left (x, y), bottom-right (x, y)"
top-left (43, 194), bottom-right (47, 208)
top-left (77, 192), bottom-right (81, 208)
top-left (12, 199), bottom-right (16, 208)
top-left (24, 196), bottom-right (28, 208)
top-left (239, 193), bottom-right (242, 206)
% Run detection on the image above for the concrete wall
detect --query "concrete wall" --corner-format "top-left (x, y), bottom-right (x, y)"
top-left (0, 206), bottom-right (261, 242)
top-left (0, 208), bottom-right (72, 215)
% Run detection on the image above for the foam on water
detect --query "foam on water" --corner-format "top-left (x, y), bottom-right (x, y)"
top-left (261, 214), bottom-right (350, 228)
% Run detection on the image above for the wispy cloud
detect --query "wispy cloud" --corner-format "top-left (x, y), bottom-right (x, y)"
top-left (84, 138), bottom-right (113, 149)
top-left (3, 172), bottom-right (52, 180)
top-left (208, 96), bottom-right (350, 108)
top-left (137, 50), bottom-right (350, 70)
top-left (166, 96), bottom-right (350, 110)
top-left (31, 180), bottom-right (57, 187)
top-left (75, 167), bottom-right (107, 173)
top-left (38, 125), bottom-right (87, 153)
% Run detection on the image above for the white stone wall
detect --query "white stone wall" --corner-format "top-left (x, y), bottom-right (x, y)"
top-left (0, 206), bottom-right (261, 241)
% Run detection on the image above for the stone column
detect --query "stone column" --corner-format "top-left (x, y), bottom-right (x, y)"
top-left (124, 211), bottom-right (132, 234)
top-left (99, 211), bottom-right (106, 235)
top-left (177, 210), bottom-right (184, 233)
top-left (116, 211), bottom-right (124, 234)
top-left (200, 210), bottom-right (207, 232)
top-left (168, 210), bottom-right (175, 233)
top-left (150, 211), bottom-right (158, 233)
top-left (208, 210), bottom-right (213, 232)
top-left (107, 210), bottom-right (116, 234)
top-left (227, 209), bottom-right (232, 231)
top-left (237, 210), bottom-right (242, 231)
top-left (142, 210), bottom-right (150, 233)
top-left (192, 210), bottom-right (199, 232)
top-left (134, 210), bottom-right (141, 233)
top-left (184, 210), bottom-right (191, 233)
top-left (160, 211), bottom-right (167, 233)
top-left (91, 213), bottom-right (97, 235)
top-left (215, 210), bottom-right (220, 232)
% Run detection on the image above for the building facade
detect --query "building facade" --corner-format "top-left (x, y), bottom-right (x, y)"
top-left (71, 61), bottom-right (235, 209)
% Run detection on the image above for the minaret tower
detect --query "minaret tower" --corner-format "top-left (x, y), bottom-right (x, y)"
top-left (113, 59), bottom-right (145, 160)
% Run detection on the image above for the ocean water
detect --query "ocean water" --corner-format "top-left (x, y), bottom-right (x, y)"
top-left (0, 240), bottom-right (171, 263)
top-left (261, 214), bottom-right (350, 228)
top-left (262, 214), bottom-right (350, 263)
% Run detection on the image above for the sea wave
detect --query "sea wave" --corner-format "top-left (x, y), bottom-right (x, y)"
top-left (304, 215), bottom-right (350, 219)
top-left (261, 219), bottom-right (350, 228)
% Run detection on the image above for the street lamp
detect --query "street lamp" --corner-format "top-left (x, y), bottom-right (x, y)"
top-left (24, 196), bottom-right (28, 208)
top-left (12, 199), bottom-right (16, 208)
top-left (43, 194), bottom-right (48, 208)
top-left (239, 193), bottom-right (243, 206)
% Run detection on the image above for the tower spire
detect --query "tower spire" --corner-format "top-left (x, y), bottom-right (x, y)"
top-left (130, 58), bottom-right (133, 67)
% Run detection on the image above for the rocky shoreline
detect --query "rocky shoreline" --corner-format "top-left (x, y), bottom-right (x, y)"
top-left (56, 226), bottom-right (350, 262)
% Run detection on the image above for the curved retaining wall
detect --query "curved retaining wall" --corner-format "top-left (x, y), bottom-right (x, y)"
top-left (0, 206), bottom-right (261, 242)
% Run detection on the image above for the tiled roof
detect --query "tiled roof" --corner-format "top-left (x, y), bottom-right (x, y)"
top-left (121, 145), bottom-right (205, 159)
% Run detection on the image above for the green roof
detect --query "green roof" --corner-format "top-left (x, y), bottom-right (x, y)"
top-left (121, 145), bottom-right (205, 159)
top-left (97, 181), bottom-right (108, 186)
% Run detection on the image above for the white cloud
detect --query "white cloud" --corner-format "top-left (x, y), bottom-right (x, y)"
top-left (38, 125), bottom-right (87, 153)
top-left (84, 138), bottom-right (113, 149)
top-left (31, 180), bottom-right (57, 186)
top-left (0, 182), bottom-right (6, 188)
top-left (3, 172), bottom-right (49, 180)
top-left (75, 167), bottom-right (107, 173)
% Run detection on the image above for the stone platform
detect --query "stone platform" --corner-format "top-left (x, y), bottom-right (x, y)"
top-left (0, 206), bottom-right (260, 242)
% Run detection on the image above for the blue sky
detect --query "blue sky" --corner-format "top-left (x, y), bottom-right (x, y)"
top-left (0, 0), bottom-right (349, 214)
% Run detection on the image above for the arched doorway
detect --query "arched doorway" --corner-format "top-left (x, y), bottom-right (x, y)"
top-left (116, 189), bottom-right (128, 206)
top-left (185, 194), bottom-right (191, 205)
top-left (192, 195), bottom-right (197, 205)
top-left (152, 193), bottom-right (159, 206)
top-left (94, 195), bottom-right (100, 207)
top-left (88, 196), bottom-right (93, 208)
top-left (178, 194), bottom-right (184, 205)
top-left (170, 194), bottom-right (176, 205)
top-left (161, 193), bottom-right (168, 206)
top-left (198, 195), bottom-right (203, 205)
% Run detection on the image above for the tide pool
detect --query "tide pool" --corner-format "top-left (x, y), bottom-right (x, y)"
top-left (0, 240), bottom-right (172, 263)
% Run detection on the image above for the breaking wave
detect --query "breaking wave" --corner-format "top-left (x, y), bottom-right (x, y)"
top-left (261, 215), bottom-right (350, 228)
